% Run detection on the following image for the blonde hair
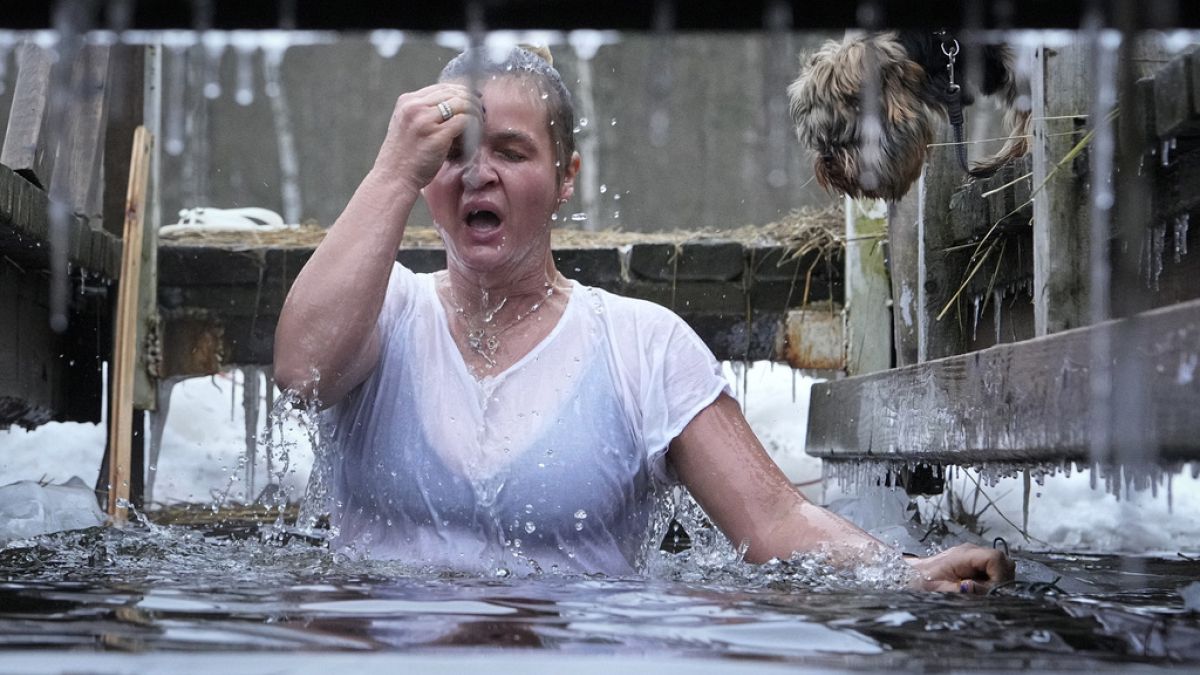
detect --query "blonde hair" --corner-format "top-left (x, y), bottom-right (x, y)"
top-left (439, 45), bottom-right (575, 183)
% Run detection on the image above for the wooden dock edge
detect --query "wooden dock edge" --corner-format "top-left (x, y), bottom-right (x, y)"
top-left (807, 297), bottom-right (1200, 465)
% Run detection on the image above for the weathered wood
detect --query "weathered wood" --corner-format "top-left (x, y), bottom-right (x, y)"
top-left (0, 162), bottom-right (123, 277)
top-left (806, 297), bottom-right (1200, 465)
top-left (886, 198), bottom-right (919, 367)
top-left (1154, 49), bottom-right (1200, 139)
top-left (106, 126), bottom-right (152, 523)
top-left (1031, 42), bottom-right (1093, 336)
top-left (130, 44), bottom-right (158, 411)
top-left (103, 44), bottom-right (145, 238)
top-left (1, 43), bottom-right (54, 188)
top-left (0, 263), bottom-right (62, 428)
top-left (48, 44), bottom-right (110, 224)
top-left (156, 239), bottom-right (846, 376)
top-left (844, 196), bottom-right (891, 374)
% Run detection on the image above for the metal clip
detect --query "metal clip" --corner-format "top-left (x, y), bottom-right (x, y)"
top-left (941, 39), bottom-right (960, 93)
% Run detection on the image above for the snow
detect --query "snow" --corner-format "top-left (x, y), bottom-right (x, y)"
top-left (2, 362), bottom-right (1199, 554)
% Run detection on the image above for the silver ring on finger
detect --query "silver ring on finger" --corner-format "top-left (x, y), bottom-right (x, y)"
top-left (437, 100), bottom-right (454, 122)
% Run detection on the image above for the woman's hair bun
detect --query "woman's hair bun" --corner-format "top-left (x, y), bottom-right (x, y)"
top-left (518, 43), bottom-right (553, 67)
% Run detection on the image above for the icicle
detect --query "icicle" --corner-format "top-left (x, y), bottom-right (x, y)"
top-left (233, 34), bottom-right (256, 106)
top-left (262, 33), bottom-right (302, 225)
top-left (0, 33), bottom-right (12, 96)
top-left (1151, 222), bottom-right (1166, 290)
top-left (163, 38), bottom-right (190, 156)
top-left (992, 288), bottom-right (1004, 344)
top-left (971, 294), bottom-right (982, 343)
top-left (369, 29), bottom-right (405, 58)
top-left (568, 30), bottom-right (616, 231)
top-left (201, 31), bottom-right (224, 99)
top-left (1175, 213), bottom-right (1190, 262)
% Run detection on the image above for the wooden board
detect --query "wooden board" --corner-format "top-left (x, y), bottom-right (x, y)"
top-left (48, 43), bottom-right (110, 224)
top-left (106, 126), bottom-right (152, 522)
top-left (806, 297), bottom-right (1200, 465)
top-left (0, 43), bottom-right (53, 188)
top-left (0, 162), bottom-right (123, 277)
top-left (1031, 42), bottom-right (1097, 336)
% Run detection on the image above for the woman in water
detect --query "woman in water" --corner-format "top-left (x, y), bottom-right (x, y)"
top-left (274, 45), bottom-right (1013, 591)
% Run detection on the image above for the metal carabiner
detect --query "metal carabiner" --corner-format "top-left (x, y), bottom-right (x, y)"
top-left (941, 39), bottom-right (961, 93)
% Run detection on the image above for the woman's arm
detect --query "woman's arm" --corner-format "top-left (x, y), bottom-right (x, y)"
top-left (273, 83), bottom-right (479, 406)
top-left (668, 393), bottom-right (1014, 592)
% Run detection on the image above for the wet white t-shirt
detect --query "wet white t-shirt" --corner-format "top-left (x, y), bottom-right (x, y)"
top-left (321, 263), bottom-right (730, 575)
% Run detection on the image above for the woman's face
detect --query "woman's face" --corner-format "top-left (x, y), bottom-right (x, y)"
top-left (424, 77), bottom-right (577, 281)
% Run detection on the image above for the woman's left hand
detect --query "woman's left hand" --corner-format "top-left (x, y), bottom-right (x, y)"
top-left (906, 543), bottom-right (1016, 594)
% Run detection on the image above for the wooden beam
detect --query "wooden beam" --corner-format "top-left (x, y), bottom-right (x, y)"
top-left (106, 126), bottom-right (152, 523)
top-left (0, 162), bottom-right (123, 277)
top-left (806, 298), bottom-right (1200, 465)
top-left (156, 239), bottom-right (847, 375)
top-left (1, 43), bottom-right (53, 188)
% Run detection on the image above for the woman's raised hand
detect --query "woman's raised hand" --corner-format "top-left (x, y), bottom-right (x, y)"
top-left (372, 83), bottom-right (483, 195)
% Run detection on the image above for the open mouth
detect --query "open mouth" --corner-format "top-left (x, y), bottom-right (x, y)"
top-left (466, 209), bottom-right (502, 231)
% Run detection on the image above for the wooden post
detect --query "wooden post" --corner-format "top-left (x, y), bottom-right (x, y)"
top-left (48, 44), bottom-right (111, 224)
top-left (890, 123), bottom-right (966, 364)
top-left (134, 43), bottom-right (162, 411)
top-left (886, 201), bottom-right (919, 367)
top-left (1031, 42), bottom-right (1092, 336)
top-left (844, 195), bottom-right (892, 374)
top-left (105, 125), bottom-right (152, 523)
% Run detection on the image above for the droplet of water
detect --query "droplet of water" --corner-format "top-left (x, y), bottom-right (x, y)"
top-left (574, 509), bottom-right (587, 519)
top-left (524, 522), bottom-right (536, 533)
top-left (599, 184), bottom-right (607, 194)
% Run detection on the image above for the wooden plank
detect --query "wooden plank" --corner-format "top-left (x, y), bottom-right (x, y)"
top-left (48, 43), bottom-right (110, 224)
top-left (102, 44), bottom-right (144, 237)
top-left (106, 126), bottom-right (152, 523)
top-left (886, 199), bottom-right (919, 366)
top-left (0, 263), bottom-right (62, 429)
top-left (806, 297), bottom-right (1200, 465)
top-left (0, 162), bottom-right (123, 278)
top-left (844, 196), bottom-right (891, 374)
top-left (132, 44), bottom-right (158, 411)
top-left (916, 124), bottom-right (968, 362)
top-left (1, 43), bottom-right (54, 188)
top-left (1153, 50), bottom-right (1200, 139)
top-left (1031, 42), bottom-right (1092, 336)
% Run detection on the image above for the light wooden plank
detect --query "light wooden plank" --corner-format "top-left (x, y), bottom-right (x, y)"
top-left (844, 196), bottom-right (891, 374)
top-left (106, 125), bottom-right (152, 523)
